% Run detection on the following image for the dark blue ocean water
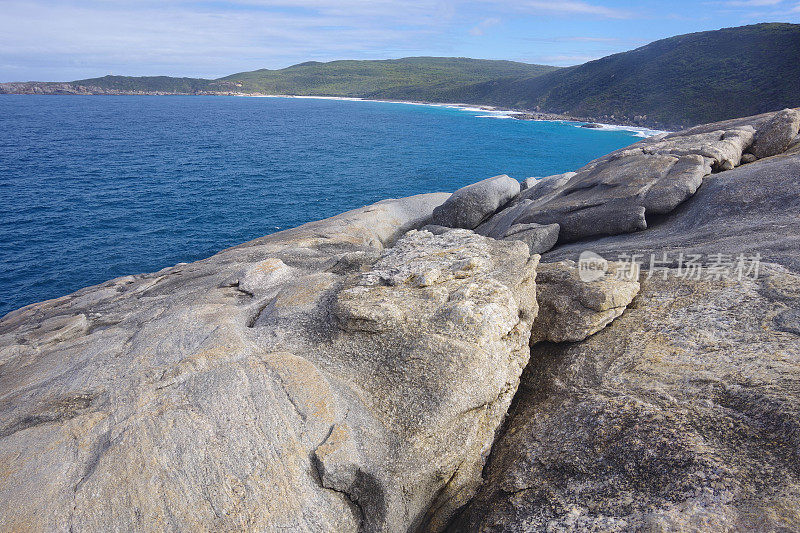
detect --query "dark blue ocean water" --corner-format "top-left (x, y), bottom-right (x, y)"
top-left (0, 95), bottom-right (644, 316)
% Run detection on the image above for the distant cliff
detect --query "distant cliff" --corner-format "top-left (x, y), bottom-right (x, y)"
top-left (2, 24), bottom-right (799, 129)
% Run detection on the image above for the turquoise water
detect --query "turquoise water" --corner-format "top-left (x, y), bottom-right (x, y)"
top-left (0, 95), bottom-right (643, 316)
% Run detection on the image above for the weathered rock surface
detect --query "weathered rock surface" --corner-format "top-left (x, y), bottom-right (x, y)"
top-left (470, 110), bottom-right (798, 245)
top-left (520, 172), bottom-right (576, 195)
top-left (750, 108), bottom-right (800, 159)
top-left (501, 223), bottom-right (560, 255)
top-left (450, 265), bottom-right (800, 532)
top-left (448, 111), bottom-right (800, 532)
top-left (515, 151), bottom-right (709, 241)
top-left (740, 152), bottom-right (758, 164)
top-left (530, 261), bottom-right (640, 344)
top-left (431, 175), bottom-right (520, 229)
top-left (419, 224), bottom-right (454, 235)
top-left (0, 194), bottom-right (541, 533)
top-left (545, 142), bottom-right (800, 272)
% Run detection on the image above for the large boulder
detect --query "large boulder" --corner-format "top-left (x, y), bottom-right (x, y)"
top-left (474, 199), bottom-right (534, 239)
top-left (474, 151), bottom-right (711, 244)
top-left (750, 108), bottom-right (800, 159)
top-left (519, 172), bottom-right (576, 196)
top-left (0, 195), bottom-right (540, 533)
top-left (530, 260), bottom-right (640, 344)
top-left (638, 126), bottom-right (755, 170)
top-left (515, 152), bottom-right (710, 241)
top-left (431, 175), bottom-right (520, 229)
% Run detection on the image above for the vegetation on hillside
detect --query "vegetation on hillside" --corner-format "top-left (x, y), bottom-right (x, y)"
top-left (71, 75), bottom-right (216, 93)
top-left (220, 57), bottom-right (558, 96)
top-left (69, 58), bottom-right (557, 98)
top-left (438, 23), bottom-right (800, 128)
top-left (2, 24), bottom-right (798, 128)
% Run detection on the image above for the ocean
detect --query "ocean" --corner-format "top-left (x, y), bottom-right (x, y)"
top-left (0, 94), bottom-right (648, 316)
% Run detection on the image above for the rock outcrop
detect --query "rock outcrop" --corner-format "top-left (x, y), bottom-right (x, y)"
top-left (2, 108), bottom-right (800, 533)
top-left (499, 223), bottom-right (560, 256)
top-left (448, 109), bottom-right (800, 532)
top-left (450, 265), bottom-right (800, 532)
top-left (545, 139), bottom-right (800, 272)
top-left (431, 175), bottom-right (519, 229)
top-left (530, 261), bottom-right (640, 344)
top-left (519, 172), bottom-right (576, 196)
top-left (436, 109), bottom-right (799, 258)
top-left (0, 194), bottom-right (540, 533)
top-left (750, 108), bottom-right (800, 159)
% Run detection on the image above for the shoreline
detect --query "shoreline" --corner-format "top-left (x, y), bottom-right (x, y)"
top-left (0, 85), bottom-right (669, 135)
top-left (239, 93), bottom-right (669, 137)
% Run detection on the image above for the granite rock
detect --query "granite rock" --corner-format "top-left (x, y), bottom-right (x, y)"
top-left (431, 175), bottom-right (520, 229)
top-left (472, 111), bottom-right (800, 245)
top-left (501, 223), bottom-right (560, 255)
top-left (750, 108), bottom-right (800, 159)
top-left (530, 260), bottom-right (640, 344)
top-left (544, 142), bottom-right (800, 272)
top-left (519, 172), bottom-right (576, 197)
top-left (450, 265), bottom-right (800, 532)
top-left (0, 194), bottom-right (541, 533)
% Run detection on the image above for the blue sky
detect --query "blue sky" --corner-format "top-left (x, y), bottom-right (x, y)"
top-left (1, 0), bottom-right (799, 81)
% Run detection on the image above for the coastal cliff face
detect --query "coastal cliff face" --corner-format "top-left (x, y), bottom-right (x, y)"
top-left (1, 109), bottom-right (799, 532)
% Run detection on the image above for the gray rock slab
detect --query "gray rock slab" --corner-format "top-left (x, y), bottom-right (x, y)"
top-left (501, 223), bottom-right (560, 255)
top-left (451, 264), bottom-right (800, 532)
top-left (474, 110), bottom-right (799, 245)
top-left (0, 194), bottom-right (540, 533)
top-left (431, 175), bottom-right (520, 229)
top-left (530, 260), bottom-right (640, 343)
top-left (544, 144), bottom-right (800, 273)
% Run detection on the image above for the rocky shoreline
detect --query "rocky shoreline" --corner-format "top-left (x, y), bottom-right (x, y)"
top-left (1, 108), bottom-right (799, 531)
top-left (508, 111), bottom-right (664, 130)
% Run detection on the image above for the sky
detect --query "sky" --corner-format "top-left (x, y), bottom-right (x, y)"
top-left (1, 0), bottom-right (799, 82)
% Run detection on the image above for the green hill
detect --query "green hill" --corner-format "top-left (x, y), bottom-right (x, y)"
top-left (218, 57), bottom-right (558, 97)
top-left (441, 23), bottom-right (800, 128)
top-left (2, 23), bottom-right (799, 128)
top-left (61, 58), bottom-right (557, 99)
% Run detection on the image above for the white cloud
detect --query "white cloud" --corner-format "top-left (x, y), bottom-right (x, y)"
top-left (508, 1), bottom-right (632, 18)
top-left (469, 17), bottom-right (501, 36)
top-left (724, 0), bottom-right (784, 5)
top-left (535, 54), bottom-right (603, 65)
top-left (525, 36), bottom-right (625, 43)
top-left (0, 0), bottom-right (454, 80)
